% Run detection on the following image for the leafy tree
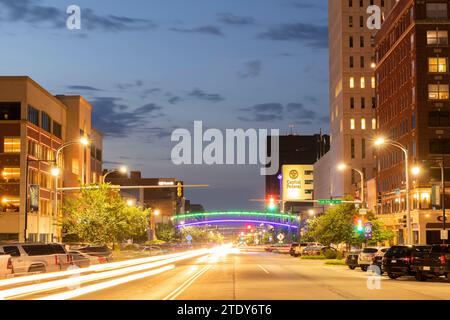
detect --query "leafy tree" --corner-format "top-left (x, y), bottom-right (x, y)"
top-left (63, 184), bottom-right (148, 246)
top-left (156, 223), bottom-right (178, 242)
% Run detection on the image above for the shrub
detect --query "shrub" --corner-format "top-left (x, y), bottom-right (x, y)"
top-left (301, 255), bottom-right (327, 260)
top-left (325, 260), bottom-right (346, 266)
top-left (323, 249), bottom-right (338, 259)
top-left (123, 244), bottom-right (139, 251)
top-left (145, 239), bottom-right (166, 245)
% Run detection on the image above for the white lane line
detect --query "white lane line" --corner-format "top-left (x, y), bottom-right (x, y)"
top-left (163, 265), bottom-right (212, 301)
top-left (36, 265), bottom-right (175, 300)
top-left (258, 264), bottom-right (270, 274)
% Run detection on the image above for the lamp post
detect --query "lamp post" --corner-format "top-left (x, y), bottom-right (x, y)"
top-left (375, 137), bottom-right (420, 245)
top-left (337, 163), bottom-right (365, 208)
top-left (102, 166), bottom-right (128, 184)
top-left (51, 137), bottom-right (90, 242)
top-left (148, 209), bottom-right (160, 241)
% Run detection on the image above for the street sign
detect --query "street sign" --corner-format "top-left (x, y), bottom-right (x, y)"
top-left (395, 188), bottom-right (401, 195)
top-left (277, 233), bottom-right (285, 242)
top-left (186, 234), bottom-right (193, 243)
top-left (364, 222), bottom-right (373, 240)
top-left (441, 230), bottom-right (448, 240)
top-left (317, 199), bottom-right (342, 205)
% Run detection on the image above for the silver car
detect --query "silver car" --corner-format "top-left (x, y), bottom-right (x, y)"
top-left (358, 247), bottom-right (389, 271)
top-left (0, 243), bottom-right (72, 275)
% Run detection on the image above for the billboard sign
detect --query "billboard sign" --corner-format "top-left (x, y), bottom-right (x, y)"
top-left (29, 185), bottom-right (40, 212)
top-left (282, 165), bottom-right (313, 201)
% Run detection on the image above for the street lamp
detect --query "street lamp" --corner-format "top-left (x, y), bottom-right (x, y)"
top-left (148, 208), bottom-right (160, 241)
top-left (102, 166), bottom-right (128, 184)
top-left (375, 137), bottom-right (413, 245)
top-left (51, 137), bottom-right (91, 242)
top-left (337, 163), bottom-right (365, 208)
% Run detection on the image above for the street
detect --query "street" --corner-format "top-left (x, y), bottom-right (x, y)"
top-left (2, 247), bottom-right (449, 300)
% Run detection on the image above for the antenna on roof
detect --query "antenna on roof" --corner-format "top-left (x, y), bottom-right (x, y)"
top-left (288, 124), bottom-right (295, 136)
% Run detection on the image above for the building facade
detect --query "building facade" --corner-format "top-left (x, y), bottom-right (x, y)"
top-left (0, 77), bottom-right (102, 242)
top-left (315, 0), bottom-right (395, 202)
top-left (375, 0), bottom-right (450, 244)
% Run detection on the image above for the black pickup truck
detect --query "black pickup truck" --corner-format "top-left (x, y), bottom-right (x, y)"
top-left (382, 245), bottom-right (431, 279)
top-left (411, 244), bottom-right (450, 281)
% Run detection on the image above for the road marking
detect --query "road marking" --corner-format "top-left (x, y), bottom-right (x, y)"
top-left (163, 265), bottom-right (211, 300)
top-left (257, 264), bottom-right (270, 274)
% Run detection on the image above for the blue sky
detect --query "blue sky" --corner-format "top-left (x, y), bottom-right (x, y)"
top-left (1, 0), bottom-right (329, 210)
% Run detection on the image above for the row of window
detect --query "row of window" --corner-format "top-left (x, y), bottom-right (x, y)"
top-left (350, 118), bottom-right (377, 130)
top-left (349, 56), bottom-right (376, 69)
top-left (350, 96), bottom-right (376, 109)
top-left (27, 105), bottom-right (62, 139)
top-left (349, 76), bottom-right (376, 89)
top-left (2, 137), bottom-right (20, 153)
top-left (350, 138), bottom-right (370, 160)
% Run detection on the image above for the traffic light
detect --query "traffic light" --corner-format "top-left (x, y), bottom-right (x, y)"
top-left (267, 196), bottom-right (277, 211)
top-left (356, 219), bottom-right (364, 233)
top-left (402, 215), bottom-right (407, 228)
top-left (176, 181), bottom-right (183, 198)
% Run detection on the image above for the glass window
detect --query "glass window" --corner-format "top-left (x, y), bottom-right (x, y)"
top-left (350, 77), bottom-right (355, 88)
top-left (360, 77), bottom-right (366, 88)
top-left (52, 121), bottom-right (62, 139)
top-left (27, 105), bottom-right (39, 126)
top-left (428, 57), bottom-right (447, 73)
top-left (427, 30), bottom-right (448, 46)
top-left (41, 112), bottom-right (51, 133)
top-left (426, 3), bottom-right (448, 19)
top-left (4, 137), bottom-right (20, 153)
top-left (430, 139), bottom-right (450, 154)
top-left (361, 118), bottom-right (366, 130)
top-left (0, 102), bottom-right (21, 121)
top-left (350, 118), bottom-right (355, 130)
top-left (1, 167), bottom-right (20, 181)
top-left (429, 84), bottom-right (449, 100)
top-left (372, 118), bottom-right (376, 130)
top-left (429, 111), bottom-right (450, 127)
top-left (371, 76), bottom-right (376, 88)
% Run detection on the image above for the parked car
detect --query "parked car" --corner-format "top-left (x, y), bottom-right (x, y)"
top-left (370, 247), bottom-right (390, 274)
top-left (358, 247), bottom-right (389, 271)
top-left (411, 244), bottom-right (450, 281)
top-left (289, 243), bottom-right (299, 256)
top-left (78, 246), bottom-right (113, 262)
top-left (265, 244), bottom-right (290, 253)
top-left (293, 242), bottom-right (323, 257)
top-left (69, 250), bottom-right (110, 268)
top-left (382, 245), bottom-right (431, 279)
top-left (0, 243), bottom-right (71, 275)
top-left (345, 250), bottom-right (361, 270)
top-left (0, 252), bottom-right (12, 279)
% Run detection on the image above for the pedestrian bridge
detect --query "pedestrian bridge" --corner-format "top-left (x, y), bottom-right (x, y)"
top-left (172, 211), bottom-right (299, 229)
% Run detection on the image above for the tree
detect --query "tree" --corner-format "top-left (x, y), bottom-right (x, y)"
top-left (63, 184), bottom-right (148, 246)
top-left (156, 223), bottom-right (177, 242)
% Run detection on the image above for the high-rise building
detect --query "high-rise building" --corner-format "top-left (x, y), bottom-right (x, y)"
top-left (314, 0), bottom-right (395, 203)
top-left (0, 77), bottom-right (103, 242)
top-left (375, 0), bottom-right (450, 244)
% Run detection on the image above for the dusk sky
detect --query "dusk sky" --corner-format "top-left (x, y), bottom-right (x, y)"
top-left (1, 0), bottom-right (329, 211)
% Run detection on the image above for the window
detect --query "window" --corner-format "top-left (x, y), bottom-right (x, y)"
top-left (350, 56), bottom-right (354, 68)
top-left (304, 170), bottom-right (314, 176)
top-left (372, 97), bottom-right (376, 109)
top-left (427, 30), bottom-right (448, 46)
top-left (304, 180), bottom-right (313, 185)
top-left (371, 76), bottom-right (376, 88)
top-left (361, 97), bottom-right (365, 109)
top-left (349, 16), bottom-right (353, 28)
top-left (429, 84), bottom-right (449, 100)
top-left (351, 139), bottom-right (355, 159)
top-left (305, 190), bottom-right (313, 195)
top-left (428, 57), bottom-right (447, 73)
top-left (4, 137), bottom-right (20, 153)
top-left (53, 121), bottom-right (62, 139)
top-left (362, 139), bottom-right (366, 159)
top-left (350, 77), bottom-right (355, 88)
top-left (27, 105), bottom-right (39, 126)
top-left (1, 167), bottom-right (20, 181)
top-left (350, 118), bottom-right (355, 130)
top-left (360, 36), bottom-right (365, 48)
top-left (426, 3), bottom-right (448, 19)
top-left (360, 56), bottom-right (365, 68)
top-left (361, 118), bottom-right (366, 130)
top-left (429, 111), bottom-right (450, 127)
top-left (360, 77), bottom-right (366, 88)
top-left (360, 16), bottom-right (364, 28)
top-left (372, 118), bottom-right (376, 130)
top-left (349, 0), bottom-right (352, 7)
top-left (349, 36), bottom-right (354, 48)
top-left (41, 112), bottom-right (51, 133)
top-left (430, 139), bottom-right (450, 154)
top-left (350, 97), bottom-right (355, 109)
top-left (0, 102), bottom-right (21, 121)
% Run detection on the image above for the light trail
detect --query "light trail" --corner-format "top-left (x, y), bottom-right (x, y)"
top-left (0, 249), bottom-right (207, 288)
top-left (178, 219), bottom-right (298, 229)
top-left (0, 250), bottom-right (208, 300)
top-left (37, 265), bottom-right (175, 300)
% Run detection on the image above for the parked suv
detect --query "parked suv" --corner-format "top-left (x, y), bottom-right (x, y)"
top-left (412, 244), bottom-right (450, 281)
top-left (383, 245), bottom-right (431, 279)
top-left (358, 247), bottom-right (389, 271)
top-left (0, 243), bottom-right (71, 275)
top-left (289, 243), bottom-right (300, 256)
top-left (345, 250), bottom-right (361, 270)
top-left (0, 252), bottom-right (12, 279)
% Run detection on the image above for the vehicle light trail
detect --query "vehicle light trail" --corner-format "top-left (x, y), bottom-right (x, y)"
top-left (0, 249), bottom-right (209, 300)
top-left (37, 265), bottom-right (175, 300)
top-left (0, 249), bottom-right (208, 288)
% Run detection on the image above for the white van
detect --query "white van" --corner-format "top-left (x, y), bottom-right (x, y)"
top-left (0, 243), bottom-right (72, 275)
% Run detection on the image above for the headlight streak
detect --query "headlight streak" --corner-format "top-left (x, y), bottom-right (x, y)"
top-left (0, 249), bottom-right (208, 289)
top-left (0, 250), bottom-right (208, 300)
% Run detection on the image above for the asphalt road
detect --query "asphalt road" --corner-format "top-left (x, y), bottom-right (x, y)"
top-left (71, 250), bottom-right (450, 300)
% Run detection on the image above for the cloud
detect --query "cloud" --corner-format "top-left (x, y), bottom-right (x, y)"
top-left (217, 13), bottom-right (255, 26)
top-left (170, 25), bottom-right (224, 36)
top-left (238, 102), bottom-right (327, 123)
top-left (0, 0), bottom-right (157, 32)
top-left (238, 60), bottom-right (262, 79)
top-left (117, 80), bottom-right (145, 90)
top-left (238, 103), bottom-right (284, 122)
top-left (67, 85), bottom-right (103, 92)
top-left (188, 89), bottom-right (225, 103)
top-left (292, 2), bottom-right (316, 9)
top-left (258, 22), bottom-right (328, 48)
top-left (91, 97), bottom-right (164, 138)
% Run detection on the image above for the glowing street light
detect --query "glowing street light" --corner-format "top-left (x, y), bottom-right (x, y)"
top-left (411, 166), bottom-right (421, 176)
top-left (308, 209), bottom-right (315, 217)
top-left (337, 163), bottom-right (365, 208)
top-left (102, 166), bottom-right (128, 184)
top-left (51, 167), bottom-right (61, 177)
